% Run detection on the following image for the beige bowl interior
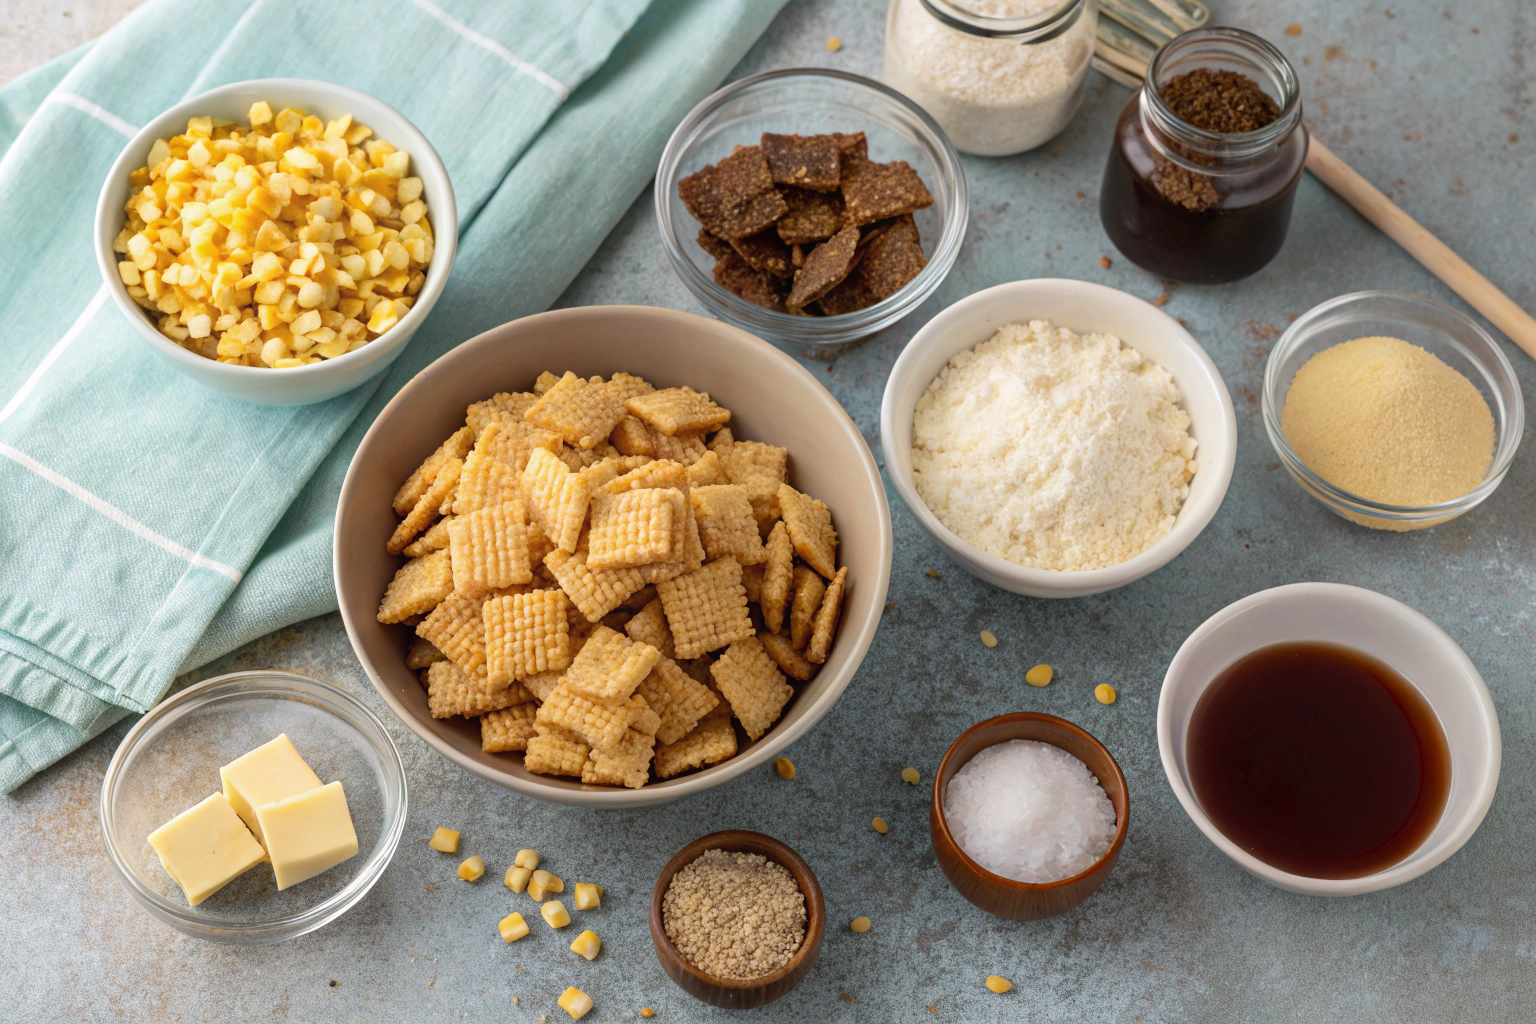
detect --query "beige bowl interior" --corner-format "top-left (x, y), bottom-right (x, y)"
top-left (334, 305), bottom-right (892, 806)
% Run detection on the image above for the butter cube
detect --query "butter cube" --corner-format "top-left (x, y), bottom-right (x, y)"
top-left (147, 792), bottom-right (266, 906)
top-left (219, 733), bottom-right (322, 848)
top-left (254, 781), bottom-right (359, 890)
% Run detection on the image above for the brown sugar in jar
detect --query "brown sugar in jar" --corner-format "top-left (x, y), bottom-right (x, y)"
top-left (1099, 28), bottom-right (1306, 284)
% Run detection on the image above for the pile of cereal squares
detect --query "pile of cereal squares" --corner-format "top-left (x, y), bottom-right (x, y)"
top-left (680, 131), bottom-right (933, 315)
top-left (376, 370), bottom-right (849, 789)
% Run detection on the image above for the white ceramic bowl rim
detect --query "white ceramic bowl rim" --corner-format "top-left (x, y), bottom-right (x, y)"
top-left (1157, 582), bottom-right (1502, 896)
top-left (98, 670), bottom-right (409, 941)
top-left (93, 77), bottom-right (458, 384)
top-left (881, 277), bottom-right (1237, 591)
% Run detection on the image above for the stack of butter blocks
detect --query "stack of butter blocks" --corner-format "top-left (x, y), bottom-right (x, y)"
top-left (378, 370), bottom-right (851, 789)
top-left (146, 734), bottom-right (359, 906)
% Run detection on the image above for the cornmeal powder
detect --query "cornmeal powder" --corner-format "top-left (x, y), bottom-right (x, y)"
top-left (911, 320), bottom-right (1197, 572)
top-left (1281, 336), bottom-right (1494, 506)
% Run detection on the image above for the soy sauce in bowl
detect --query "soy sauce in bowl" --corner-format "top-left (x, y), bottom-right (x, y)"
top-left (1187, 642), bottom-right (1450, 879)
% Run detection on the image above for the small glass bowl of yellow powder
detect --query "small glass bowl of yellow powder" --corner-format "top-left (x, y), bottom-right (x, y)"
top-left (1263, 291), bottom-right (1522, 531)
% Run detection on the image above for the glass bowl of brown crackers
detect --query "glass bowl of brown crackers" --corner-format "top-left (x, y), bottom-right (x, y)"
top-left (656, 68), bottom-right (967, 354)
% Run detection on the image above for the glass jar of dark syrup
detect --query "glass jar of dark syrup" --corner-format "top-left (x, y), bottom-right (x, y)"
top-left (1099, 28), bottom-right (1306, 284)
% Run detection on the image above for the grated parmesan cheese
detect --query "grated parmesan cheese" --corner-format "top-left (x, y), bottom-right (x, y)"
top-left (911, 320), bottom-right (1198, 572)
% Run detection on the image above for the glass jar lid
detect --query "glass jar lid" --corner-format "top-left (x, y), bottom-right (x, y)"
top-left (919, 0), bottom-right (1088, 43)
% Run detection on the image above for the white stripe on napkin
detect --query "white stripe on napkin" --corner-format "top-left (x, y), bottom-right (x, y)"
top-left (408, 0), bottom-right (570, 100)
top-left (0, 287), bottom-right (110, 427)
top-left (0, 442), bottom-right (244, 583)
top-left (46, 93), bottom-right (138, 137)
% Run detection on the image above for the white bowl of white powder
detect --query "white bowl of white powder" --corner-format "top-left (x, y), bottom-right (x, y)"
top-left (880, 278), bottom-right (1236, 597)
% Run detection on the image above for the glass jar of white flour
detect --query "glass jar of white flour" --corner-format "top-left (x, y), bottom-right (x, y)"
top-left (882, 0), bottom-right (1097, 156)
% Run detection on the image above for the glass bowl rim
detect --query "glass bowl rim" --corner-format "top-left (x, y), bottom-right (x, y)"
top-left (99, 669), bottom-right (409, 943)
top-left (653, 66), bottom-right (968, 346)
top-left (1260, 289), bottom-right (1524, 518)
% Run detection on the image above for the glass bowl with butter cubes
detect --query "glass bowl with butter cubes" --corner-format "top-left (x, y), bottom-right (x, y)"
top-left (100, 671), bottom-right (407, 943)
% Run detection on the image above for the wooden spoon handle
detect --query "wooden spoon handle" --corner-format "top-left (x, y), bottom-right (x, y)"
top-left (1304, 137), bottom-right (1536, 360)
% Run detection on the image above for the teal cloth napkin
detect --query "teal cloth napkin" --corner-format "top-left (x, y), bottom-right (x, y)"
top-left (0, 0), bottom-right (790, 793)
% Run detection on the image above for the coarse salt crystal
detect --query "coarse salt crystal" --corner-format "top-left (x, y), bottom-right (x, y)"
top-left (944, 739), bottom-right (1115, 883)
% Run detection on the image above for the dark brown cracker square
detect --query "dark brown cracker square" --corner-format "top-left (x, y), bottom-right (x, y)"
top-left (729, 230), bottom-right (794, 279)
top-left (840, 156), bottom-right (934, 227)
top-left (713, 252), bottom-right (787, 311)
top-left (697, 227), bottom-right (734, 261)
top-left (816, 273), bottom-right (876, 317)
top-left (776, 187), bottom-right (844, 246)
top-left (678, 146), bottom-right (788, 240)
top-left (856, 213), bottom-right (926, 301)
top-left (761, 133), bottom-right (841, 192)
top-left (832, 131), bottom-right (868, 161)
top-left (791, 244), bottom-right (805, 269)
top-left (786, 226), bottom-right (860, 311)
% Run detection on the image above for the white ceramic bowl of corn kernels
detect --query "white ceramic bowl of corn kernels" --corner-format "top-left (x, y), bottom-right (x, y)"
top-left (880, 278), bottom-right (1237, 598)
top-left (94, 78), bottom-right (457, 406)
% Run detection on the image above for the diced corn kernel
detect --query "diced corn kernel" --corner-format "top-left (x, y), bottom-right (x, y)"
top-left (850, 916), bottom-right (871, 933)
top-left (259, 336), bottom-right (288, 367)
top-left (398, 176), bottom-right (423, 203)
top-left (871, 817), bottom-right (889, 834)
top-left (458, 856), bottom-right (485, 882)
top-left (541, 900), bottom-right (571, 929)
top-left (557, 987), bottom-right (593, 1019)
top-left (297, 281), bottom-right (327, 308)
top-left (248, 101), bottom-right (273, 127)
top-left (775, 757), bottom-right (796, 779)
top-left (118, 261), bottom-right (141, 286)
top-left (505, 865), bottom-right (533, 893)
top-left (901, 767), bottom-right (920, 785)
top-left (186, 314), bottom-right (212, 339)
top-left (290, 309), bottom-right (322, 335)
top-left (986, 975), bottom-right (1012, 994)
top-left (569, 929), bottom-right (601, 961)
top-left (980, 630), bottom-right (998, 648)
top-left (532, 869), bottom-right (564, 894)
top-left (1095, 684), bottom-right (1117, 705)
top-left (573, 883), bottom-right (602, 911)
top-left (498, 912), bottom-right (530, 943)
top-left (429, 828), bottom-right (459, 853)
top-left (1026, 664), bottom-right (1054, 687)
top-left (641, 1011), bottom-right (654, 1018)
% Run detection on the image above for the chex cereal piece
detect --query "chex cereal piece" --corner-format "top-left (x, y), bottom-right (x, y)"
top-left (521, 447), bottom-right (590, 553)
top-left (587, 489), bottom-right (675, 569)
top-left (467, 392), bottom-right (537, 435)
top-left (807, 567), bottom-right (847, 664)
top-left (525, 372), bottom-right (630, 450)
top-left (437, 476), bottom-right (460, 517)
top-left (449, 502), bottom-right (532, 596)
top-left (524, 726), bottom-right (590, 777)
top-left (790, 566), bottom-right (826, 651)
top-left (581, 727), bottom-right (657, 789)
top-left (713, 252), bottom-right (787, 312)
top-left (455, 435), bottom-right (525, 514)
top-left (691, 485), bottom-right (768, 565)
top-left (403, 515), bottom-right (454, 558)
top-left (557, 440), bottom-right (621, 472)
top-left (741, 563), bottom-right (764, 604)
top-left (730, 230), bottom-right (794, 280)
top-left (761, 522), bottom-right (794, 634)
top-left (708, 427), bottom-right (734, 452)
top-left (603, 459), bottom-right (689, 494)
top-left (426, 661), bottom-right (523, 719)
top-left (710, 636), bottom-right (793, 741)
top-left (778, 483), bottom-right (838, 578)
top-left (625, 388), bottom-right (731, 437)
top-left (857, 214), bottom-right (926, 301)
top-left (624, 598), bottom-right (675, 658)
top-left (581, 455), bottom-right (653, 493)
top-left (636, 656), bottom-right (720, 745)
top-left (787, 226), bottom-right (859, 312)
top-left (760, 631), bottom-right (816, 682)
top-left (406, 636), bottom-right (447, 671)
top-left (482, 703), bottom-right (539, 752)
top-left (677, 145), bottom-right (789, 240)
top-left (762, 132), bottom-right (843, 192)
top-left (536, 683), bottom-right (638, 754)
top-left (394, 427), bottom-right (473, 515)
top-left (523, 668), bottom-right (563, 703)
top-left (653, 431), bottom-right (708, 466)
top-left (417, 591), bottom-right (487, 676)
top-left (610, 415), bottom-right (656, 457)
top-left (377, 549), bottom-right (453, 623)
top-left (478, 416), bottom-right (564, 474)
top-left (485, 589), bottom-right (571, 687)
top-left (608, 371), bottom-right (654, 403)
top-left (629, 692), bottom-right (664, 739)
top-left (687, 450), bottom-right (729, 487)
top-left (833, 131), bottom-right (868, 161)
top-left (562, 625), bottom-right (660, 703)
top-left (777, 186), bottom-right (845, 245)
top-left (534, 371), bottom-right (561, 395)
top-left (656, 556), bottom-right (754, 660)
top-left (544, 548), bottom-right (648, 622)
top-left (389, 457), bottom-right (462, 554)
top-left (719, 440), bottom-right (788, 489)
top-left (840, 155), bottom-right (935, 227)
top-left (654, 715), bottom-right (738, 779)
top-left (526, 517), bottom-right (556, 568)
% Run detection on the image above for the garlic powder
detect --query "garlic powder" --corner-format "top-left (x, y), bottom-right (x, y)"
top-left (911, 320), bottom-right (1197, 572)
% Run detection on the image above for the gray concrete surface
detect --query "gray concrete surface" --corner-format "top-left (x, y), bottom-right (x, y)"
top-left (5, 1), bottom-right (1535, 1021)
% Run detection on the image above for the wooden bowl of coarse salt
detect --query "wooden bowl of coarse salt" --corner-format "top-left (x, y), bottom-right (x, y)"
top-left (650, 830), bottom-right (825, 1010)
top-left (932, 713), bottom-right (1129, 920)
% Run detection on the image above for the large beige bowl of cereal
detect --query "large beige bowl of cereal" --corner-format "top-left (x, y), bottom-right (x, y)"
top-left (335, 305), bottom-right (891, 806)
top-left (880, 279), bottom-right (1235, 599)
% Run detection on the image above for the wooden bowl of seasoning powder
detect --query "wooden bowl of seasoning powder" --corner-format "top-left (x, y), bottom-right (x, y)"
top-left (650, 830), bottom-right (825, 1009)
top-left (1263, 291), bottom-right (1523, 531)
top-left (931, 713), bottom-right (1129, 920)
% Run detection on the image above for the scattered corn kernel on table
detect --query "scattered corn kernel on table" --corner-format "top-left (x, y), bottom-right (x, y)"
top-left (6, 1), bottom-right (1536, 1020)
